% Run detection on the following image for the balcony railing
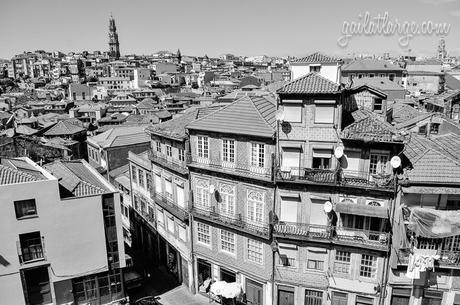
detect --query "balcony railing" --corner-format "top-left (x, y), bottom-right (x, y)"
top-left (153, 192), bottom-right (189, 222)
top-left (135, 207), bottom-right (156, 227)
top-left (397, 250), bottom-right (460, 269)
top-left (188, 154), bottom-right (272, 180)
top-left (276, 167), bottom-right (394, 191)
top-left (18, 237), bottom-right (45, 264)
top-left (273, 222), bottom-right (389, 251)
top-left (148, 150), bottom-right (188, 175)
top-left (192, 205), bottom-right (270, 238)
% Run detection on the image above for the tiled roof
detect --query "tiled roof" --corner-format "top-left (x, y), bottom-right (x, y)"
top-left (43, 120), bottom-right (85, 136)
top-left (186, 95), bottom-right (276, 138)
top-left (0, 159), bottom-right (45, 185)
top-left (342, 59), bottom-right (404, 71)
top-left (395, 112), bottom-right (434, 130)
top-left (136, 98), bottom-right (157, 109)
top-left (403, 133), bottom-right (460, 183)
top-left (87, 126), bottom-right (150, 148)
top-left (292, 52), bottom-right (340, 64)
top-left (341, 109), bottom-right (404, 143)
top-left (446, 73), bottom-right (460, 90)
top-left (43, 160), bottom-right (110, 197)
top-left (277, 73), bottom-right (341, 94)
top-left (352, 77), bottom-right (406, 92)
top-left (389, 103), bottom-right (424, 124)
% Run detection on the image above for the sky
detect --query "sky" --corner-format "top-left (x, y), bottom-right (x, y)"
top-left (1, 0), bottom-right (460, 59)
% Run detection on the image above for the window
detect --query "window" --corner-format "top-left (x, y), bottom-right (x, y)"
top-left (369, 153), bottom-right (389, 175)
top-left (312, 149), bottom-right (332, 169)
top-left (138, 169), bottom-right (145, 188)
top-left (247, 191), bottom-right (264, 224)
top-left (446, 200), bottom-right (460, 211)
top-left (219, 184), bottom-right (235, 217)
top-left (178, 224), bottom-right (186, 241)
top-left (157, 208), bottom-right (164, 226)
top-left (82, 92), bottom-right (86, 100)
top-left (146, 173), bottom-right (152, 192)
top-left (131, 165), bottom-right (137, 184)
top-left (358, 74), bottom-right (364, 79)
top-left (333, 251), bottom-right (351, 274)
top-left (360, 254), bottom-right (377, 278)
top-left (14, 199), bottom-right (37, 218)
top-left (356, 296), bottom-right (374, 305)
top-left (195, 179), bottom-right (210, 209)
top-left (154, 174), bottom-right (162, 194)
top-left (167, 216), bottom-right (175, 233)
top-left (331, 292), bottom-right (348, 305)
top-left (197, 136), bottom-right (209, 158)
top-left (165, 179), bottom-right (173, 200)
top-left (220, 230), bottom-right (235, 254)
top-left (247, 239), bottom-right (263, 264)
top-left (310, 65), bottom-right (321, 73)
top-left (251, 143), bottom-right (265, 168)
top-left (314, 103), bottom-right (334, 124)
top-left (278, 243), bottom-right (297, 267)
top-left (389, 74), bottom-right (395, 81)
top-left (419, 124), bottom-right (427, 135)
top-left (166, 145), bottom-right (172, 157)
top-left (373, 98), bottom-right (383, 112)
top-left (379, 73), bottom-right (386, 77)
top-left (368, 73), bottom-right (375, 78)
top-left (305, 290), bottom-right (322, 305)
top-left (222, 139), bottom-right (235, 163)
top-left (156, 141), bottom-right (161, 152)
top-left (430, 123), bottom-right (439, 135)
top-left (307, 259), bottom-right (324, 271)
top-left (197, 222), bottom-right (211, 245)
top-left (179, 149), bottom-right (185, 162)
top-left (284, 105), bottom-right (302, 123)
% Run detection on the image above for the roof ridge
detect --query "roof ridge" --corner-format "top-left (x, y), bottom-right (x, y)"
top-left (185, 98), bottom-right (242, 129)
top-left (245, 96), bottom-right (275, 133)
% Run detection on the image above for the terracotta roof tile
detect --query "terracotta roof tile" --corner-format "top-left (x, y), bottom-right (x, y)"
top-left (277, 73), bottom-right (341, 94)
top-left (0, 163), bottom-right (44, 185)
top-left (43, 120), bottom-right (85, 136)
top-left (292, 52), bottom-right (341, 64)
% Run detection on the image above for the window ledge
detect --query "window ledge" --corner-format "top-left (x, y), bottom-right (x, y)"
top-left (16, 215), bottom-right (38, 221)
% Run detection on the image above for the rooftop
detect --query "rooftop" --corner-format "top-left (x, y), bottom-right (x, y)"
top-left (87, 125), bottom-right (150, 148)
top-left (351, 77), bottom-right (406, 92)
top-left (277, 72), bottom-right (341, 94)
top-left (43, 119), bottom-right (85, 136)
top-left (0, 158), bottom-right (47, 185)
top-left (342, 59), bottom-right (404, 72)
top-left (292, 52), bottom-right (341, 64)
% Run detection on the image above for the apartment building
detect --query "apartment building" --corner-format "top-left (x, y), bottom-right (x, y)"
top-left (0, 158), bottom-right (126, 305)
top-left (289, 52), bottom-right (342, 83)
top-left (273, 73), bottom-right (403, 305)
top-left (186, 96), bottom-right (277, 305)
top-left (390, 133), bottom-right (460, 305)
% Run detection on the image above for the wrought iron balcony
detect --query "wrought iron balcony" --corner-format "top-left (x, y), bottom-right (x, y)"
top-left (17, 236), bottom-right (45, 265)
top-left (276, 167), bottom-right (395, 191)
top-left (135, 207), bottom-right (156, 228)
top-left (187, 154), bottom-right (272, 181)
top-left (148, 150), bottom-right (188, 175)
top-left (397, 250), bottom-right (460, 269)
top-left (273, 222), bottom-right (389, 251)
top-left (153, 192), bottom-right (189, 222)
top-left (192, 205), bottom-right (270, 238)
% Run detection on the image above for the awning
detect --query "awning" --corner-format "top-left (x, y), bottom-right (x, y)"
top-left (335, 202), bottom-right (388, 218)
top-left (408, 207), bottom-right (460, 238)
top-left (312, 149), bottom-right (332, 158)
top-left (279, 192), bottom-right (301, 199)
top-left (280, 142), bottom-right (303, 149)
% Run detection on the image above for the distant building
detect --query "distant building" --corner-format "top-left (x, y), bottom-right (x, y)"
top-left (108, 15), bottom-right (121, 59)
top-left (341, 59), bottom-right (406, 86)
top-left (290, 52), bottom-right (342, 83)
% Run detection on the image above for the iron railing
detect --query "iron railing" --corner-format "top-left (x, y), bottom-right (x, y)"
top-left (276, 167), bottom-right (394, 190)
top-left (18, 237), bottom-right (45, 264)
top-left (273, 221), bottom-right (389, 251)
top-left (188, 154), bottom-right (272, 179)
top-left (192, 205), bottom-right (269, 237)
top-left (148, 150), bottom-right (188, 175)
top-left (153, 192), bottom-right (189, 222)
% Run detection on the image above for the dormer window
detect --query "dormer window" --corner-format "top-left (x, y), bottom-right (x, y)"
top-left (373, 98), bottom-right (383, 112)
top-left (310, 65), bottom-right (321, 73)
top-left (430, 123), bottom-right (440, 135)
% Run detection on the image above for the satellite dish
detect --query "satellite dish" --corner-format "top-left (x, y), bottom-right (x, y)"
top-left (334, 146), bottom-right (344, 159)
top-left (324, 201), bottom-right (333, 213)
top-left (209, 184), bottom-right (215, 194)
top-left (390, 156), bottom-right (401, 169)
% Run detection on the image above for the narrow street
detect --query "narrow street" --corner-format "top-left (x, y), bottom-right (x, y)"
top-left (126, 266), bottom-right (209, 305)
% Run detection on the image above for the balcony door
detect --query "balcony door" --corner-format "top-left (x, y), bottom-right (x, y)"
top-left (281, 147), bottom-right (301, 174)
top-left (246, 279), bottom-right (263, 305)
top-left (21, 267), bottom-right (52, 305)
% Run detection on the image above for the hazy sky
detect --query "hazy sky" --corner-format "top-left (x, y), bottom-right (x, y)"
top-left (1, 0), bottom-right (460, 59)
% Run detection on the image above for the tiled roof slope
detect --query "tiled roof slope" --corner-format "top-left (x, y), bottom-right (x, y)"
top-left (342, 59), bottom-right (404, 71)
top-left (186, 96), bottom-right (276, 138)
top-left (0, 163), bottom-right (44, 185)
top-left (44, 160), bottom-right (110, 197)
top-left (390, 103), bottom-right (424, 124)
top-left (352, 77), bottom-right (406, 91)
top-left (403, 133), bottom-right (460, 183)
top-left (43, 120), bottom-right (85, 136)
top-left (342, 109), bottom-right (404, 143)
top-left (277, 73), bottom-right (341, 94)
top-left (87, 126), bottom-right (150, 148)
top-left (292, 52), bottom-right (340, 64)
